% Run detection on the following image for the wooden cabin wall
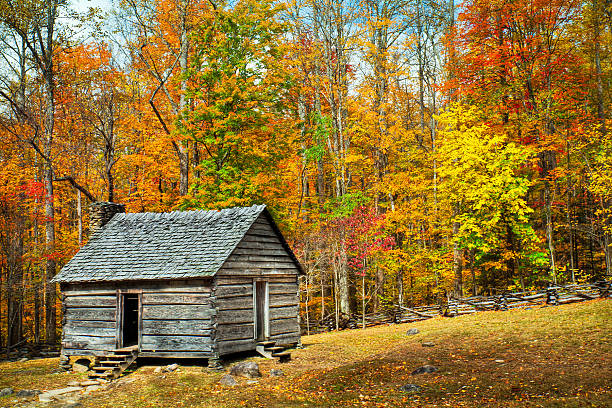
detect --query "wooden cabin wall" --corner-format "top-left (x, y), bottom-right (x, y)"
top-left (61, 279), bottom-right (215, 358)
top-left (215, 213), bottom-right (301, 355)
top-left (139, 280), bottom-right (214, 358)
top-left (214, 276), bottom-right (255, 355)
top-left (61, 286), bottom-right (118, 356)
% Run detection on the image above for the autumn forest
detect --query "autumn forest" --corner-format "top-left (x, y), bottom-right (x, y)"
top-left (0, 0), bottom-right (610, 349)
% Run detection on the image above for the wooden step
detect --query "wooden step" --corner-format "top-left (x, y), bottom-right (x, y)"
top-left (265, 346), bottom-right (285, 352)
top-left (89, 371), bottom-right (118, 380)
top-left (257, 341), bottom-right (276, 347)
top-left (92, 366), bottom-right (119, 372)
top-left (103, 355), bottom-right (130, 361)
top-left (88, 346), bottom-right (139, 380)
top-left (272, 351), bottom-right (291, 363)
top-left (115, 345), bottom-right (139, 353)
top-left (99, 360), bottom-right (126, 365)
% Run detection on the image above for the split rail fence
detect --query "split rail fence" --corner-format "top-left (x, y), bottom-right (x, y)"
top-left (302, 280), bottom-right (611, 334)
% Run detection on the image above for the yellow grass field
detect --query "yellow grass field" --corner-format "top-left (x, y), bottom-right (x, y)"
top-left (1, 299), bottom-right (610, 407)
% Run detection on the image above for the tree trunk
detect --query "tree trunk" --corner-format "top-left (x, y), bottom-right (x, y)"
top-left (452, 216), bottom-right (463, 297)
top-left (43, 1), bottom-right (58, 345)
top-left (7, 214), bottom-right (24, 347)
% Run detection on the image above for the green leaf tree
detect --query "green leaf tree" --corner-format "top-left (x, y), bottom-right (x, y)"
top-left (178, 0), bottom-right (295, 209)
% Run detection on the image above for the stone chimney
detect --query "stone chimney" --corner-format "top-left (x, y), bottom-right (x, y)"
top-left (89, 202), bottom-right (125, 234)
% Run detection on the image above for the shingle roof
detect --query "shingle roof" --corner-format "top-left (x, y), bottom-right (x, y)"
top-left (53, 205), bottom-right (269, 283)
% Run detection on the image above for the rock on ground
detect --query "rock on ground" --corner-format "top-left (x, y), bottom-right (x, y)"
top-left (163, 363), bottom-right (179, 372)
top-left (0, 388), bottom-right (13, 397)
top-left (406, 328), bottom-right (420, 336)
top-left (399, 384), bottom-right (422, 393)
top-left (229, 361), bottom-right (261, 378)
top-left (421, 341), bottom-right (435, 347)
top-left (38, 386), bottom-right (82, 403)
top-left (16, 389), bottom-right (41, 397)
top-left (411, 365), bottom-right (437, 375)
top-left (219, 374), bottom-right (238, 386)
top-left (269, 369), bottom-right (284, 377)
top-left (72, 359), bottom-right (90, 373)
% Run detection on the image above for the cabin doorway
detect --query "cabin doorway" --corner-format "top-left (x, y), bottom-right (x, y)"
top-left (121, 294), bottom-right (140, 347)
top-left (254, 281), bottom-right (269, 341)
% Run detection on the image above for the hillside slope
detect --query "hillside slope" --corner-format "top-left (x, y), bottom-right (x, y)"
top-left (1, 299), bottom-right (610, 407)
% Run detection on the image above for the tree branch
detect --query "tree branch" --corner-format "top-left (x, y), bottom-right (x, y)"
top-left (54, 176), bottom-right (96, 202)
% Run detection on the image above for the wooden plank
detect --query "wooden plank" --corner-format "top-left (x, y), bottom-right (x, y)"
top-left (266, 276), bottom-right (298, 283)
top-left (218, 338), bottom-right (255, 355)
top-left (269, 283), bottom-right (297, 295)
top-left (232, 248), bottom-right (289, 257)
top-left (63, 348), bottom-right (114, 357)
top-left (141, 294), bottom-right (210, 305)
top-left (63, 291), bottom-right (116, 297)
top-left (214, 276), bottom-right (252, 285)
top-left (228, 254), bottom-right (295, 263)
top-left (236, 241), bottom-right (287, 251)
top-left (269, 294), bottom-right (298, 308)
top-left (269, 305), bottom-right (298, 320)
top-left (216, 323), bottom-right (254, 341)
top-left (141, 286), bottom-right (211, 294)
top-left (142, 319), bottom-right (212, 336)
top-left (215, 284), bottom-right (252, 298)
top-left (252, 218), bottom-right (273, 226)
top-left (62, 335), bottom-right (116, 349)
top-left (247, 227), bottom-right (277, 237)
top-left (268, 332), bottom-right (300, 345)
top-left (64, 307), bottom-right (116, 321)
top-left (221, 261), bottom-right (297, 270)
top-left (240, 235), bottom-right (281, 244)
top-left (217, 309), bottom-right (253, 325)
top-left (63, 325), bottom-right (116, 338)
top-left (138, 351), bottom-right (213, 358)
top-left (217, 269), bottom-right (297, 277)
top-left (64, 320), bottom-right (115, 329)
top-left (64, 279), bottom-right (211, 293)
top-left (141, 335), bottom-right (213, 352)
top-left (217, 296), bottom-right (253, 311)
top-left (269, 318), bottom-right (300, 336)
top-left (64, 296), bottom-right (116, 308)
top-left (142, 305), bottom-right (214, 320)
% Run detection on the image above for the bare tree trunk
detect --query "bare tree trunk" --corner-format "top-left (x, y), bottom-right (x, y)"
top-left (544, 183), bottom-right (556, 284)
top-left (397, 267), bottom-right (404, 307)
top-left (7, 214), bottom-right (24, 347)
top-left (177, 0), bottom-right (190, 195)
top-left (77, 189), bottom-right (82, 245)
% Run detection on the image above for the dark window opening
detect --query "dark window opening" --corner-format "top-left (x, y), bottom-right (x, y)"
top-left (122, 294), bottom-right (139, 347)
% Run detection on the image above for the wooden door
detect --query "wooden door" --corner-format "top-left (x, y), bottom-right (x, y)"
top-left (255, 281), bottom-right (269, 341)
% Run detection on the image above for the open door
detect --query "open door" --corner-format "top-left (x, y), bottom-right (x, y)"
top-left (121, 294), bottom-right (140, 347)
top-left (254, 281), bottom-right (269, 341)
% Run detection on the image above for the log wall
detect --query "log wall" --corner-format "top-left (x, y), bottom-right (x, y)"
top-left (215, 213), bottom-right (301, 355)
top-left (61, 286), bottom-right (118, 357)
top-left (61, 279), bottom-right (215, 358)
top-left (139, 281), bottom-right (214, 357)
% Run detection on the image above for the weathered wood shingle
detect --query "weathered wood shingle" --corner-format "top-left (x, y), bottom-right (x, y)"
top-left (53, 205), bottom-right (270, 283)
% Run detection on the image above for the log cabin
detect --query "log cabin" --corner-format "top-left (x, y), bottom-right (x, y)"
top-left (52, 203), bottom-right (303, 372)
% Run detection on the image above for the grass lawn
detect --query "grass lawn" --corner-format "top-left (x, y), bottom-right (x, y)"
top-left (0, 298), bottom-right (610, 407)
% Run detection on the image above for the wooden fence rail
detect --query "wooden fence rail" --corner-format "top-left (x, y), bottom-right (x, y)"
top-left (302, 280), bottom-right (611, 334)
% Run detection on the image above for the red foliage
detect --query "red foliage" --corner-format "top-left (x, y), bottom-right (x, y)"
top-left (339, 206), bottom-right (395, 276)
